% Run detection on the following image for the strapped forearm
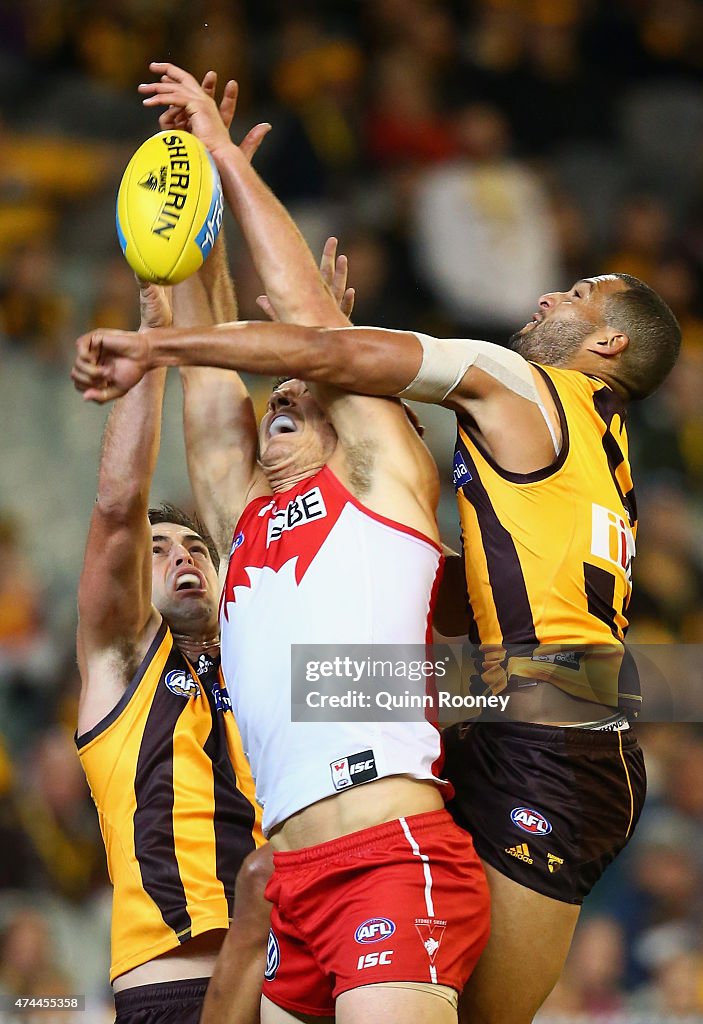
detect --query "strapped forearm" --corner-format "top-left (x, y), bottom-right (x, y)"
top-left (398, 333), bottom-right (540, 403)
top-left (147, 322), bottom-right (540, 409)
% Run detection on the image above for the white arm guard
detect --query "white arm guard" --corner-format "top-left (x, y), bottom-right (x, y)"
top-left (397, 332), bottom-right (541, 404)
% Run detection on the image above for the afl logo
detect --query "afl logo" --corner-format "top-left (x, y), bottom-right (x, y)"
top-left (511, 806), bottom-right (552, 835)
top-left (230, 532), bottom-right (245, 556)
top-left (355, 918), bottom-right (396, 944)
top-left (265, 929), bottom-right (280, 981)
top-left (164, 669), bottom-right (199, 698)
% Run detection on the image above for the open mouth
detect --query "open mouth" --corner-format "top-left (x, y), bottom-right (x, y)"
top-left (268, 414), bottom-right (298, 438)
top-left (522, 312), bottom-right (543, 331)
top-left (175, 573), bottom-right (203, 593)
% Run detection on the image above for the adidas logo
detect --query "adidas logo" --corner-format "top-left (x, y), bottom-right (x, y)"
top-left (505, 842), bottom-right (533, 864)
top-left (547, 852), bottom-right (564, 873)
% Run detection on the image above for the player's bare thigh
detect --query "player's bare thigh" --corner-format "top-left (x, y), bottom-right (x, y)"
top-left (262, 982), bottom-right (458, 1024)
top-left (261, 995), bottom-right (333, 1024)
top-left (459, 861), bottom-right (580, 1024)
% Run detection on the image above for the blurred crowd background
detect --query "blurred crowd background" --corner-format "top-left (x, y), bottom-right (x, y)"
top-left (1, 0), bottom-right (703, 1020)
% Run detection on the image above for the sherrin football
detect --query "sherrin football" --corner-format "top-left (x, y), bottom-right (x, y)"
top-left (116, 130), bottom-right (223, 284)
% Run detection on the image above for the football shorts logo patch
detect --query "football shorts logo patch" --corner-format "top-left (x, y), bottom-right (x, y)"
top-left (415, 918), bottom-right (447, 963)
top-left (264, 929), bottom-right (280, 982)
top-left (357, 950), bottom-right (394, 969)
top-left (505, 842), bottom-right (533, 864)
top-left (510, 806), bottom-right (552, 835)
top-left (354, 918), bottom-right (396, 944)
top-left (547, 852), bottom-right (564, 873)
top-left (164, 669), bottom-right (199, 698)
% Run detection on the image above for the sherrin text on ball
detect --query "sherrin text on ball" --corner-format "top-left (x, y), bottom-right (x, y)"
top-left (116, 130), bottom-right (223, 284)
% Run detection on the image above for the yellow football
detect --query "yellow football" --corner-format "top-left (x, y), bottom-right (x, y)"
top-left (116, 130), bottom-right (223, 284)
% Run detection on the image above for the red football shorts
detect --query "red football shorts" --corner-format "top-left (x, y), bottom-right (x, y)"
top-left (262, 809), bottom-right (490, 1017)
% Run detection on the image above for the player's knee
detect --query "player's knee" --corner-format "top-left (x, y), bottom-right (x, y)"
top-left (234, 844), bottom-right (274, 909)
top-left (230, 848), bottom-right (274, 946)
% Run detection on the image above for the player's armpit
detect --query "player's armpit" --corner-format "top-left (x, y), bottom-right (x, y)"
top-left (76, 503), bottom-right (162, 739)
top-left (447, 365), bottom-right (561, 476)
top-left (320, 387), bottom-right (440, 540)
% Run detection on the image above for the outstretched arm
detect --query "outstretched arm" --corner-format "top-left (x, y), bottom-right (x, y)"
top-left (163, 71), bottom-right (271, 566)
top-left (72, 320), bottom-right (422, 398)
top-left (174, 234), bottom-right (357, 568)
top-left (174, 242), bottom-right (268, 572)
top-left (140, 63), bottom-right (344, 327)
top-left (137, 64), bottom-right (442, 530)
top-left (72, 319), bottom-right (559, 473)
top-left (76, 285), bottom-right (170, 737)
top-left (199, 845), bottom-right (273, 1024)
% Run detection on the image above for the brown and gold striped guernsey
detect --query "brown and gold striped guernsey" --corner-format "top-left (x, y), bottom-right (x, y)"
top-left (453, 365), bottom-right (640, 711)
top-left (77, 621), bottom-right (264, 982)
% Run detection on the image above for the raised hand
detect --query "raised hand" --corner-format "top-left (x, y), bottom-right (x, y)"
top-left (320, 236), bottom-right (355, 319)
top-left (140, 62), bottom-right (270, 163)
top-left (256, 237), bottom-right (356, 321)
top-left (138, 280), bottom-right (172, 331)
top-left (157, 70), bottom-right (234, 135)
top-left (71, 329), bottom-right (152, 403)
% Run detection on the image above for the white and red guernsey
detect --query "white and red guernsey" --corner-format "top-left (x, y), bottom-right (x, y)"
top-left (220, 465), bottom-right (445, 836)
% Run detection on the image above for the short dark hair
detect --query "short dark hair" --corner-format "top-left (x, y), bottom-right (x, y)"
top-left (605, 274), bottom-right (681, 399)
top-left (147, 503), bottom-right (219, 571)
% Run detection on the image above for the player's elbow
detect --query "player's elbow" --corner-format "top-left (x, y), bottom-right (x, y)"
top-left (93, 485), bottom-right (149, 525)
top-left (234, 845), bottom-right (274, 906)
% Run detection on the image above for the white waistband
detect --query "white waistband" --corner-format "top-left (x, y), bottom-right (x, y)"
top-left (564, 712), bottom-right (630, 732)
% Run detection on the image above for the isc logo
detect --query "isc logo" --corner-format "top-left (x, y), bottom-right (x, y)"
top-left (510, 806), bottom-right (552, 835)
top-left (357, 950), bottom-right (393, 970)
top-left (330, 750), bottom-right (378, 792)
top-left (355, 918), bottom-right (396, 944)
